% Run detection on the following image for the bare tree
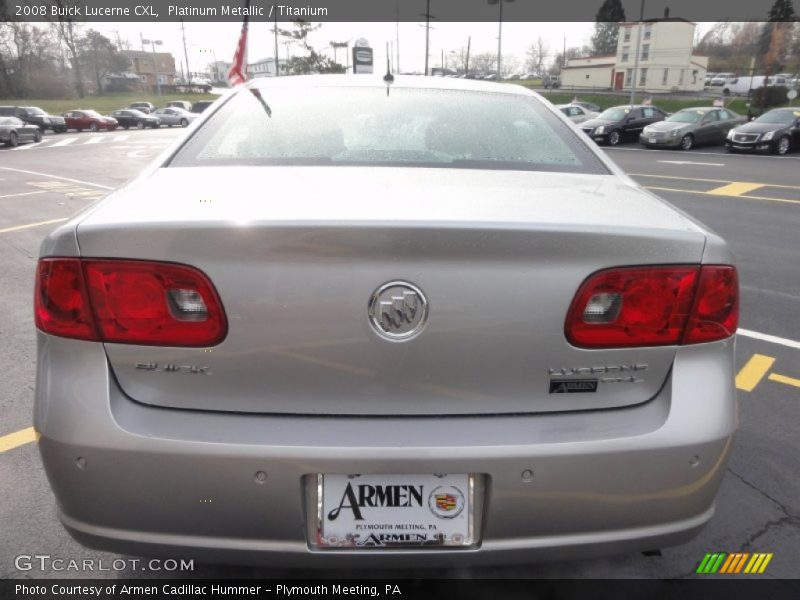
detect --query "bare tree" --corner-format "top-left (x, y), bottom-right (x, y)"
top-left (51, 0), bottom-right (85, 98)
top-left (525, 36), bottom-right (549, 76)
top-left (470, 52), bottom-right (497, 75)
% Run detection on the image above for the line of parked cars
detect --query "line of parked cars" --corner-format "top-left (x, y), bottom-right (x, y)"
top-left (567, 101), bottom-right (800, 155)
top-left (0, 100), bottom-right (215, 146)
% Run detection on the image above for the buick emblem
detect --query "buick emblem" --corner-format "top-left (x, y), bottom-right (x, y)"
top-left (368, 281), bottom-right (428, 341)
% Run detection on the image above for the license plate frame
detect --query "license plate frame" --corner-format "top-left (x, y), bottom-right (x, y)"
top-left (310, 474), bottom-right (479, 549)
top-left (648, 137), bottom-right (657, 144)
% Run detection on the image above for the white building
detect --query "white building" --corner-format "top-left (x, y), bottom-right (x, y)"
top-left (561, 18), bottom-right (708, 92)
top-left (248, 57), bottom-right (288, 78)
top-left (208, 61), bottom-right (232, 84)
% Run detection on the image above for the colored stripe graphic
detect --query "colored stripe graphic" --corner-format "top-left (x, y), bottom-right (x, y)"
top-left (697, 552), bottom-right (773, 574)
top-left (697, 553), bottom-right (728, 573)
top-left (745, 553), bottom-right (774, 574)
top-left (719, 553), bottom-right (736, 573)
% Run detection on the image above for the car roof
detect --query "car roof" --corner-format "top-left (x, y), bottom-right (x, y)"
top-left (247, 74), bottom-right (537, 97)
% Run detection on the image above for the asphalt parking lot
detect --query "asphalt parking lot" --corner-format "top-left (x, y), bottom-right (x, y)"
top-left (0, 129), bottom-right (798, 579)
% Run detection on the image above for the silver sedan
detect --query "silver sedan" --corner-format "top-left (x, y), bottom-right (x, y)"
top-left (34, 76), bottom-right (738, 566)
top-left (152, 107), bottom-right (197, 127)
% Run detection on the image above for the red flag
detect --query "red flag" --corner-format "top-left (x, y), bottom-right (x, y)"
top-left (227, 0), bottom-right (249, 86)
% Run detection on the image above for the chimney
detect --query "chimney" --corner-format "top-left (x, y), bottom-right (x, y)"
top-left (664, 7), bottom-right (670, 18)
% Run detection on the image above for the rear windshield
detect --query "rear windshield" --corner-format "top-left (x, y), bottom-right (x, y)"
top-left (170, 86), bottom-right (607, 174)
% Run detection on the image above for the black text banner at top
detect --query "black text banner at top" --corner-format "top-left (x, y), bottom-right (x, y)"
top-left (4, 0), bottom-right (785, 23)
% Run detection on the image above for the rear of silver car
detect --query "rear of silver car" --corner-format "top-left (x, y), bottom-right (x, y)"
top-left (34, 77), bottom-right (738, 566)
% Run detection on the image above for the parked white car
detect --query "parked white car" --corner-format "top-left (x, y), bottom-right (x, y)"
top-left (556, 104), bottom-right (599, 124)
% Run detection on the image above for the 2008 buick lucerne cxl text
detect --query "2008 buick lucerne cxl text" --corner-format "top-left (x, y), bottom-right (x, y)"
top-left (33, 76), bottom-right (738, 567)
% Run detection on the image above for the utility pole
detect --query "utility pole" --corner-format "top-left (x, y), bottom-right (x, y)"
top-left (424, 0), bottom-right (431, 75)
top-left (181, 19), bottom-right (191, 84)
top-left (142, 38), bottom-right (163, 96)
top-left (497, 1), bottom-right (503, 76)
top-left (629, 0), bottom-right (645, 105)
top-left (395, 0), bottom-right (401, 73)
top-left (273, 6), bottom-right (280, 76)
top-left (465, 36), bottom-right (471, 76)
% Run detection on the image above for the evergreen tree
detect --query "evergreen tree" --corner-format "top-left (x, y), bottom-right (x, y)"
top-left (591, 0), bottom-right (626, 56)
top-left (758, 0), bottom-right (797, 71)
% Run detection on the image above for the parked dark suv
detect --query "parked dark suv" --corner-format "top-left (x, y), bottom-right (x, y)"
top-left (580, 104), bottom-right (668, 145)
top-left (0, 106), bottom-right (67, 133)
top-left (190, 100), bottom-right (214, 114)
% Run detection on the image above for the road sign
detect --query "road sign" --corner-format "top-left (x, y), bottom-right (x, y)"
top-left (788, 89), bottom-right (798, 101)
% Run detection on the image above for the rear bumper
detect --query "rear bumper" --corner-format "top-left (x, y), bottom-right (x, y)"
top-left (35, 334), bottom-right (737, 567)
top-left (639, 134), bottom-right (681, 148)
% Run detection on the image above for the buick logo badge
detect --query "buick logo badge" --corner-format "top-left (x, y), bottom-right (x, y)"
top-left (368, 281), bottom-right (428, 341)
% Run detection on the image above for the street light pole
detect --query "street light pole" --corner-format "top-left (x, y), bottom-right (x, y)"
top-left (489, 0), bottom-right (514, 79)
top-left (629, 0), bottom-right (645, 105)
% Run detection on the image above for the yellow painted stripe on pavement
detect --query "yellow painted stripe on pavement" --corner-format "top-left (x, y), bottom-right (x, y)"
top-left (0, 218), bottom-right (67, 234)
top-left (0, 427), bottom-right (37, 453)
top-left (735, 354), bottom-right (776, 392)
top-left (0, 190), bottom-right (48, 199)
top-left (644, 186), bottom-right (800, 206)
top-left (706, 182), bottom-right (765, 196)
top-left (768, 373), bottom-right (800, 389)
top-left (632, 173), bottom-right (800, 190)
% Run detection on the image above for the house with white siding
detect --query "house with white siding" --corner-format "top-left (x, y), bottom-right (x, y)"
top-left (561, 18), bottom-right (708, 92)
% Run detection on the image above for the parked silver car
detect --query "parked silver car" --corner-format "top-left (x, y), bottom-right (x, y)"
top-left (640, 107), bottom-right (746, 150)
top-left (152, 107), bottom-right (197, 127)
top-left (35, 76), bottom-right (738, 566)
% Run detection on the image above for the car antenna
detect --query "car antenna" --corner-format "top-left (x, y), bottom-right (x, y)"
top-left (383, 42), bottom-right (394, 96)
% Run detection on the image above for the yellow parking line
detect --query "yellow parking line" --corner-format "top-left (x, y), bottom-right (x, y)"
top-left (735, 354), bottom-right (776, 392)
top-left (0, 427), bottom-right (37, 453)
top-left (0, 190), bottom-right (48, 199)
top-left (632, 173), bottom-right (800, 190)
top-left (644, 186), bottom-right (800, 206)
top-left (768, 373), bottom-right (800, 389)
top-left (0, 218), bottom-right (67, 234)
top-left (706, 182), bottom-right (765, 196)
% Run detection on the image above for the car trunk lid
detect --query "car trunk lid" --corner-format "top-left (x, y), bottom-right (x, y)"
top-left (76, 167), bottom-right (706, 416)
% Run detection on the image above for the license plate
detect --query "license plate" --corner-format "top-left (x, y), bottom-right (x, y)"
top-left (649, 137), bottom-right (657, 143)
top-left (316, 474), bottom-right (475, 548)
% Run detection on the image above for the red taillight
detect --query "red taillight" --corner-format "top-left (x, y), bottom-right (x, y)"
top-left (565, 265), bottom-right (738, 348)
top-left (35, 258), bottom-right (227, 347)
top-left (683, 266), bottom-right (739, 344)
top-left (35, 259), bottom-right (97, 341)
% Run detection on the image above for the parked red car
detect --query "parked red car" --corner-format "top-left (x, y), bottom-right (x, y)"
top-left (61, 110), bottom-right (118, 132)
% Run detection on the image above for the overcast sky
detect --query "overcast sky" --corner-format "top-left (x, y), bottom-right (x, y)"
top-left (92, 21), bottom-right (712, 75)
